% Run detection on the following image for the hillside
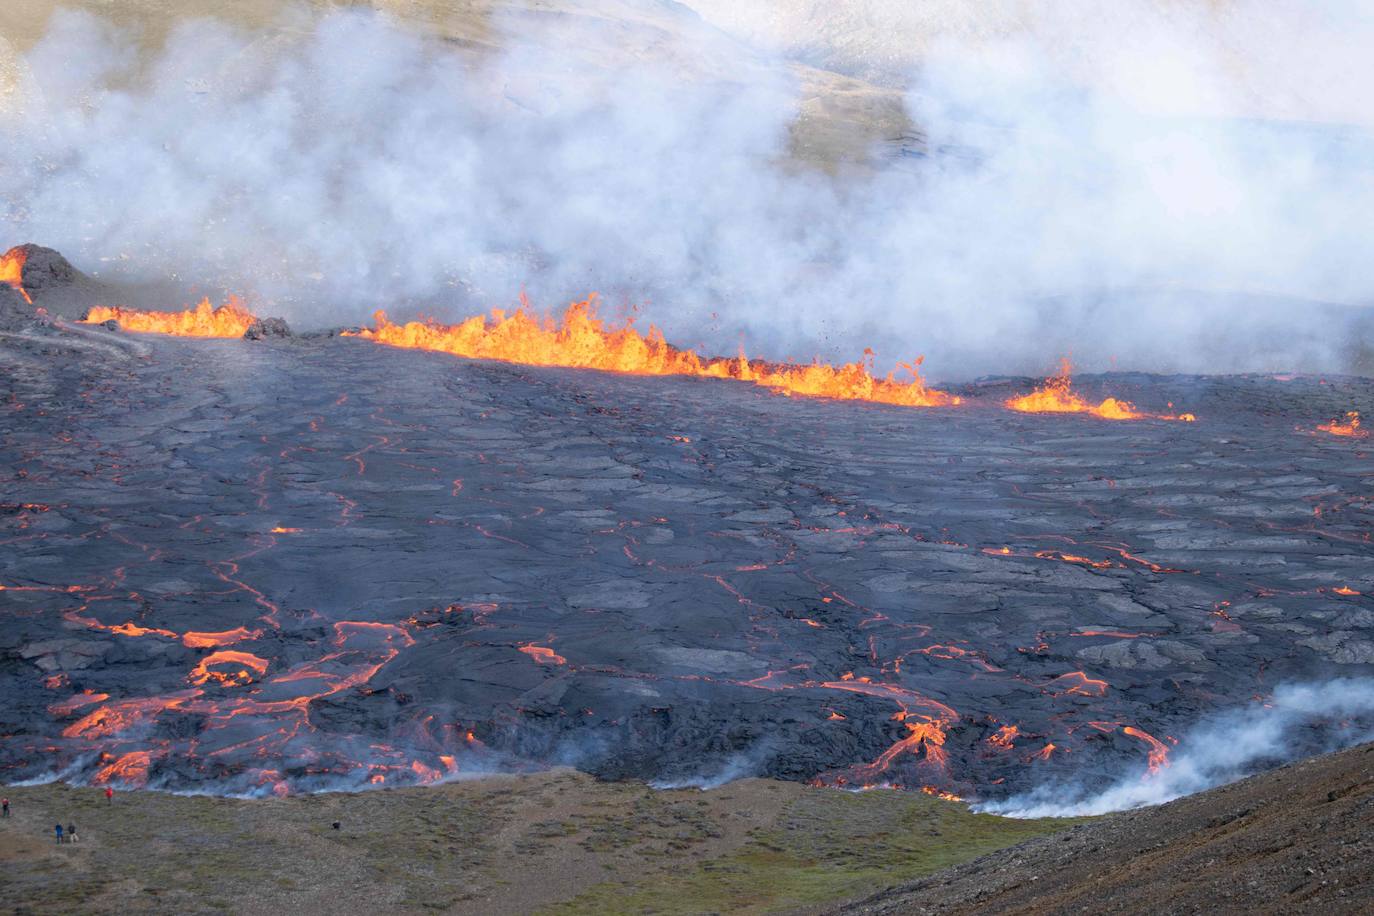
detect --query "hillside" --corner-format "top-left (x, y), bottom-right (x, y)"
top-left (837, 740), bottom-right (1374, 915)
top-left (0, 770), bottom-right (1074, 914)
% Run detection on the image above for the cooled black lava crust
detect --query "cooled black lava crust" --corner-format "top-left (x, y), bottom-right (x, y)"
top-left (2, 330), bottom-right (1371, 797)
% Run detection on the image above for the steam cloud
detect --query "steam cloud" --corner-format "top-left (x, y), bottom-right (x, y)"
top-left (1, 1), bottom-right (1373, 375)
top-left (979, 678), bottom-right (1374, 818)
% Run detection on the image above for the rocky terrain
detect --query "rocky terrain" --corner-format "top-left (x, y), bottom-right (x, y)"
top-left (838, 739), bottom-right (1374, 915)
top-left (2, 272), bottom-right (1371, 800)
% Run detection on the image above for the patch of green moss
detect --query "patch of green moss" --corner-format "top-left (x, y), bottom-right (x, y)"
top-left (546, 790), bottom-right (1081, 915)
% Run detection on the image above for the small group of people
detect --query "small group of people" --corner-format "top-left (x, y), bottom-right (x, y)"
top-left (0, 787), bottom-right (115, 845)
top-left (53, 787), bottom-right (113, 843)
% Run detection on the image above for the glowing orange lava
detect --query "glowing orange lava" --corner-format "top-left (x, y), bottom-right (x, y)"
top-left (347, 294), bottom-right (960, 408)
top-left (93, 750), bottom-right (155, 787)
top-left (987, 724), bottom-right (1019, 749)
top-left (1006, 359), bottom-right (1194, 421)
top-left (182, 627), bottom-right (261, 648)
top-left (188, 650), bottom-right (271, 687)
top-left (1123, 725), bottom-right (1171, 773)
top-left (1317, 412), bottom-right (1367, 438)
top-left (1049, 671), bottom-right (1109, 697)
top-left (519, 644), bottom-right (568, 665)
top-left (82, 296), bottom-right (256, 337)
top-left (0, 246), bottom-right (32, 304)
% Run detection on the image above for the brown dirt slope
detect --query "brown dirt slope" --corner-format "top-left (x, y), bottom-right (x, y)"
top-left (835, 741), bottom-right (1374, 916)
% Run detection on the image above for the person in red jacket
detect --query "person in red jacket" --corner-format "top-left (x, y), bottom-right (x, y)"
top-left (104, 786), bottom-right (114, 803)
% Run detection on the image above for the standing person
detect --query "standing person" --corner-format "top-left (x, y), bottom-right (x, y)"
top-left (54, 823), bottom-right (63, 844)
top-left (67, 823), bottom-right (78, 843)
top-left (105, 786), bottom-right (114, 803)
top-left (2, 796), bottom-right (9, 817)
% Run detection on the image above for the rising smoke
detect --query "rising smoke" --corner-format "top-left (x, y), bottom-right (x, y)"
top-left (979, 678), bottom-right (1374, 818)
top-left (1, 1), bottom-right (1372, 376)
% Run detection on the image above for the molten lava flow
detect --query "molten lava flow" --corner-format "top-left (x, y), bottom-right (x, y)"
top-left (1123, 725), bottom-right (1171, 773)
top-left (1006, 359), bottom-right (1194, 421)
top-left (1048, 671), bottom-right (1108, 697)
top-left (182, 627), bottom-right (261, 648)
top-left (188, 650), bottom-right (270, 687)
top-left (987, 724), bottom-right (1019, 749)
top-left (1317, 412), bottom-right (1367, 438)
top-left (519, 644), bottom-right (567, 665)
top-left (0, 246), bottom-right (32, 303)
top-left (347, 294), bottom-right (960, 408)
top-left (93, 750), bottom-right (155, 787)
top-left (82, 297), bottom-right (256, 337)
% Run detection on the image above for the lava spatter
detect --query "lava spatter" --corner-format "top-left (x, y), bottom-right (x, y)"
top-left (347, 293), bottom-right (961, 408)
top-left (1316, 411), bottom-right (1367, 438)
top-left (1006, 358), bottom-right (1195, 421)
top-left (82, 297), bottom-right (257, 337)
top-left (0, 246), bottom-right (33, 303)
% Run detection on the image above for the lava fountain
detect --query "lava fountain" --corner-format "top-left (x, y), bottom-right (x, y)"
top-left (82, 297), bottom-right (257, 337)
top-left (1006, 358), bottom-right (1195, 421)
top-left (1317, 411), bottom-right (1367, 438)
top-left (347, 293), bottom-right (961, 408)
top-left (1, 246), bottom-right (32, 304)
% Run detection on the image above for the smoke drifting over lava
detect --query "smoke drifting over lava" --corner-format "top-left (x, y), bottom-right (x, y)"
top-left (1, 1), bottom-right (1372, 375)
top-left (981, 678), bottom-right (1374, 817)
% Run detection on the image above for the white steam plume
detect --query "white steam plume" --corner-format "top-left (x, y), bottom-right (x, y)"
top-left (0, 2), bottom-right (1372, 375)
top-left (980, 678), bottom-right (1374, 818)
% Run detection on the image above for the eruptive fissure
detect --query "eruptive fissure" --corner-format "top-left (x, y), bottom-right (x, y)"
top-left (1006, 359), bottom-right (1196, 421)
top-left (82, 298), bottom-right (257, 337)
top-left (1317, 411), bottom-right (1367, 438)
top-left (1, 246), bottom-right (32, 304)
top-left (345, 294), bottom-right (961, 408)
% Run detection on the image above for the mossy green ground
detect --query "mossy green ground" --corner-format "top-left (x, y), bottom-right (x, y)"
top-left (0, 773), bottom-right (1077, 914)
top-left (551, 788), bottom-right (1077, 914)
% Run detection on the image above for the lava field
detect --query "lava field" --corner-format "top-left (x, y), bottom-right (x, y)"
top-left (2, 276), bottom-right (1372, 801)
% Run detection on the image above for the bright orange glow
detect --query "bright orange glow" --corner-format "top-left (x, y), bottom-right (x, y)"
top-left (188, 650), bottom-right (270, 687)
top-left (1317, 411), bottom-right (1367, 438)
top-left (1006, 359), bottom-right (1194, 421)
top-left (1123, 725), bottom-right (1170, 773)
top-left (1333, 586), bottom-right (1361, 596)
top-left (83, 297), bottom-right (256, 337)
top-left (519, 644), bottom-right (567, 665)
top-left (987, 724), bottom-right (1019, 749)
top-left (346, 294), bottom-right (960, 408)
top-left (182, 627), bottom-right (261, 648)
top-left (0, 247), bottom-right (32, 304)
top-left (93, 750), bottom-right (154, 787)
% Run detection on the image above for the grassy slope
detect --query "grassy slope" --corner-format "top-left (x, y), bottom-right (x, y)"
top-left (0, 772), bottom-right (1076, 914)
